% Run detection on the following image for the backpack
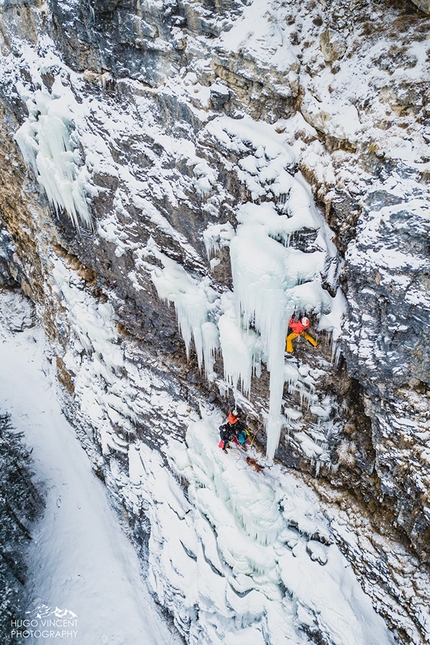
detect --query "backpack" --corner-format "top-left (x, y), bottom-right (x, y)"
top-left (236, 429), bottom-right (247, 444)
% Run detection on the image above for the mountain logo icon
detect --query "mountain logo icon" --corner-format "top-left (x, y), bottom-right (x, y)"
top-left (26, 605), bottom-right (78, 620)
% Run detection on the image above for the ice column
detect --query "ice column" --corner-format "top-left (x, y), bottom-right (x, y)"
top-left (230, 216), bottom-right (294, 461)
top-left (228, 195), bottom-right (332, 461)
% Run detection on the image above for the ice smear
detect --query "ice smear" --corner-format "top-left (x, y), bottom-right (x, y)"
top-left (15, 76), bottom-right (92, 227)
top-left (51, 257), bottom-right (123, 370)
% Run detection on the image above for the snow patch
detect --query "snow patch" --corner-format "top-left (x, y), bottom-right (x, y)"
top-left (51, 257), bottom-right (123, 370)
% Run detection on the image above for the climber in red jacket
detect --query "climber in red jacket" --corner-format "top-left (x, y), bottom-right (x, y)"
top-left (285, 316), bottom-right (319, 353)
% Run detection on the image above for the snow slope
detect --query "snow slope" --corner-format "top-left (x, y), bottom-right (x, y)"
top-left (0, 292), bottom-right (181, 645)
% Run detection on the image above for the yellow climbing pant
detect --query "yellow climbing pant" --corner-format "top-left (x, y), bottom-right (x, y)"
top-left (285, 332), bottom-right (318, 353)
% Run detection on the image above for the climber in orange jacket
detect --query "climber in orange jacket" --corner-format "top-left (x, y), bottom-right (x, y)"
top-left (285, 316), bottom-right (319, 353)
top-left (219, 410), bottom-right (248, 452)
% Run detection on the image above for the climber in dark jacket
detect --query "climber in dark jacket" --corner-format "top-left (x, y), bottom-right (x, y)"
top-left (219, 410), bottom-right (247, 452)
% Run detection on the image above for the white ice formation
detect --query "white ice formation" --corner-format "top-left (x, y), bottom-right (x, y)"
top-left (15, 75), bottom-right (92, 227)
top-left (151, 116), bottom-right (345, 461)
top-left (151, 245), bottom-right (220, 377)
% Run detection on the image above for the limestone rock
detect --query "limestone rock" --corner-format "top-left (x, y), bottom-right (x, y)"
top-left (410, 0), bottom-right (430, 14)
top-left (320, 29), bottom-right (347, 63)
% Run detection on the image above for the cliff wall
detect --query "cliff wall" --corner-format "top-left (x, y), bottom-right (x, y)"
top-left (0, 0), bottom-right (430, 642)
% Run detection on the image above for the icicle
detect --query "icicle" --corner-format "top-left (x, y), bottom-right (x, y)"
top-left (15, 79), bottom-right (92, 227)
top-left (150, 251), bottom-right (219, 379)
top-left (217, 292), bottom-right (261, 396)
top-left (201, 321), bottom-right (219, 377)
top-left (203, 222), bottom-right (235, 259)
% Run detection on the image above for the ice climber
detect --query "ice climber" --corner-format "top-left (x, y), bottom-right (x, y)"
top-left (219, 410), bottom-right (248, 452)
top-left (286, 316), bottom-right (319, 353)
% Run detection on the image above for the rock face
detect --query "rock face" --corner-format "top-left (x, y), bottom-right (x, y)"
top-left (411, 0), bottom-right (430, 14)
top-left (0, 0), bottom-right (430, 642)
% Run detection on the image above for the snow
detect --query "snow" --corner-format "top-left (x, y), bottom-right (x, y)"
top-left (0, 292), bottom-right (180, 645)
top-left (217, 0), bottom-right (299, 74)
top-left (0, 289), bottom-right (409, 645)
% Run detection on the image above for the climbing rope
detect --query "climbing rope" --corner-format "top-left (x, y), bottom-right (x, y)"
top-left (249, 425), bottom-right (261, 447)
top-left (233, 451), bottom-right (248, 470)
